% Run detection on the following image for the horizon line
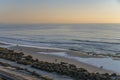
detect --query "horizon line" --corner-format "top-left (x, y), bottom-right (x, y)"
top-left (0, 22), bottom-right (120, 25)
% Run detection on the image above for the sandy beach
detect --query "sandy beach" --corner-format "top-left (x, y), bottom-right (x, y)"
top-left (9, 45), bottom-right (116, 75)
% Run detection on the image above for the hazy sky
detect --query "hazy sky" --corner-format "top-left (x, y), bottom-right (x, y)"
top-left (0, 0), bottom-right (120, 24)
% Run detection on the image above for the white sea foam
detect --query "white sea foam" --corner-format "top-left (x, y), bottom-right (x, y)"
top-left (19, 45), bottom-right (67, 51)
top-left (0, 40), bottom-right (67, 51)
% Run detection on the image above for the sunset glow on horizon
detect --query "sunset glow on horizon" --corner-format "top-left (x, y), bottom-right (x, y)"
top-left (0, 0), bottom-right (120, 24)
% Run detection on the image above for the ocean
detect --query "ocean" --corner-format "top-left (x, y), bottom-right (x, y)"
top-left (0, 24), bottom-right (120, 54)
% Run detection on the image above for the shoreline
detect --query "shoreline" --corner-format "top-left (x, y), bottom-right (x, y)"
top-left (0, 41), bottom-right (118, 74)
top-left (9, 45), bottom-right (117, 75)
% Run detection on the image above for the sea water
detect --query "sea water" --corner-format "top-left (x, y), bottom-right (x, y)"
top-left (0, 24), bottom-right (120, 54)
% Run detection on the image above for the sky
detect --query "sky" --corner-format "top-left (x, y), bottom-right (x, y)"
top-left (0, 0), bottom-right (120, 24)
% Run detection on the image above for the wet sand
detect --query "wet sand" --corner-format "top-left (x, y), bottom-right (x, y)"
top-left (9, 45), bottom-right (115, 74)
